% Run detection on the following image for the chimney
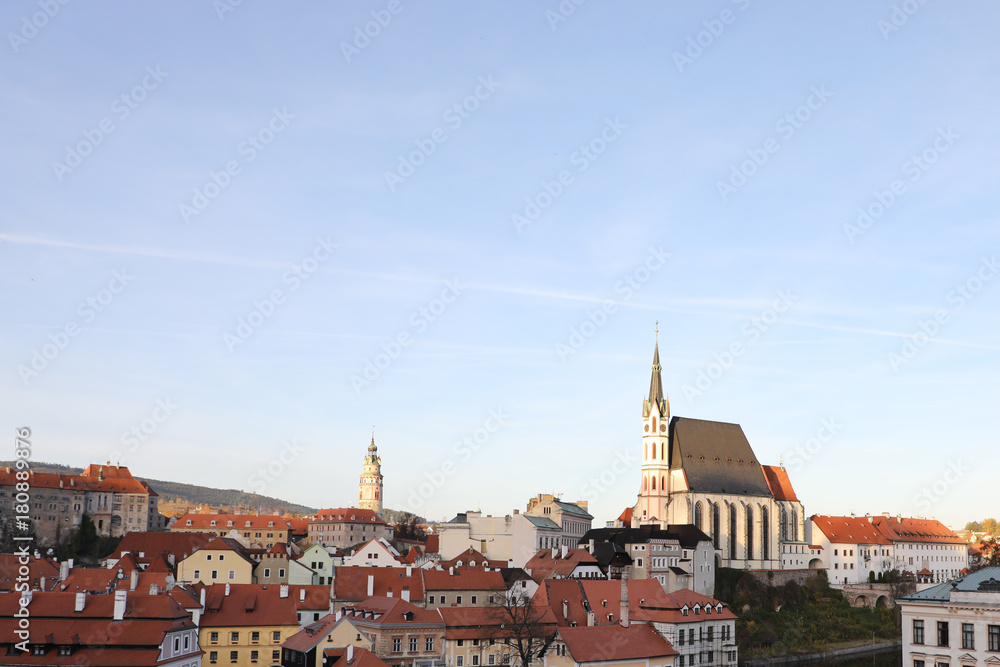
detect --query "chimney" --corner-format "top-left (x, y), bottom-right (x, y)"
top-left (300, 588), bottom-right (306, 602)
top-left (507, 559), bottom-right (513, 568)
top-left (113, 590), bottom-right (127, 621)
top-left (336, 609), bottom-right (343, 621)
top-left (225, 583), bottom-right (231, 596)
top-left (552, 548), bottom-right (558, 559)
top-left (561, 545), bottom-right (568, 559)
top-left (68, 558), bottom-right (74, 569)
top-left (130, 570), bottom-right (138, 591)
top-left (561, 599), bottom-right (568, 620)
top-left (406, 565), bottom-right (412, 576)
top-left (449, 567), bottom-right (454, 575)
top-left (347, 644), bottom-right (354, 662)
top-left (586, 609), bottom-right (595, 626)
top-left (40, 576), bottom-right (46, 591)
top-left (150, 584), bottom-right (159, 595)
top-left (366, 575), bottom-right (374, 597)
top-left (620, 566), bottom-right (630, 628)
top-left (21, 590), bottom-right (32, 607)
top-left (74, 592), bottom-right (86, 612)
top-left (280, 584), bottom-right (289, 598)
top-left (200, 588), bottom-right (207, 607)
top-left (402, 588), bottom-right (410, 602)
top-left (59, 560), bottom-right (70, 581)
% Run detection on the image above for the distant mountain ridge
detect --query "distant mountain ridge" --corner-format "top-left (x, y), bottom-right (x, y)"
top-left (0, 461), bottom-right (424, 525)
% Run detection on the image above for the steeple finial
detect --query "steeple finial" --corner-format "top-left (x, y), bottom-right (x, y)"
top-left (645, 329), bottom-right (667, 418)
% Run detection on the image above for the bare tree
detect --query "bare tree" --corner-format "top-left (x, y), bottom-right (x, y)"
top-left (485, 589), bottom-right (555, 667)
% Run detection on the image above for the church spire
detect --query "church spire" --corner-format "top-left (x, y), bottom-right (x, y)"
top-left (644, 326), bottom-right (668, 418)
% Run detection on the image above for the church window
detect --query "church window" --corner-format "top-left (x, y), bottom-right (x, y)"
top-left (661, 475), bottom-right (665, 491)
top-left (652, 417), bottom-right (657, 432)
top-left (712, 503), bottom-right (720, 550)
top-left (651, 477), bottom-right (656, 491)
top-left (780, 507), bottom-right (788, 541)
top-left (729, 505), bottom-right (737, 560)
top-left (761, 507), bottom-right (769, 560)
top-left (746, 506), bottom-right (754, 560)
top-left (791, 509), bottom-right (798, 541)
top-left (694, 502), bottom-right (703, 531)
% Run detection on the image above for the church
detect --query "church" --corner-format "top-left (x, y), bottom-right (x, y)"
top-left (631, 338), bottom-right (808, 570)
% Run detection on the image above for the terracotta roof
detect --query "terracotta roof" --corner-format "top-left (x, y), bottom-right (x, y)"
top-left (440, 548), bottom-right (508, 570)
top-left (761, 465), bottom-right (799, 502)
top-left (869, 516), bottom-right (965, 545)
top-left (558, 623), bottom-right (678, 662)
top-left (286, 516), bottom-right (311, 535)
top-left (283, 613), bottom-right (340, 652)
top-left (0, 465), bottom-right (150, 495)
top-left (113, 531), bottom-right (211, 565)
top-left (172, 513), bottom-right (291, 531)
top-left (668, 417), bottom-right (773, 496)
top-left (333, 566), bottom-right (424, 602)
top-left (324, 646), bottom-right (393, 667)
top-left (0, 555), bottom-right (59, 591)
top-left (810, 515), bottom-right (892, 545)
top-left (341, 596), bottom-right (443, 626)
top-left (439, 605), bottom-right (558, 640)
top-left (617, 507), bottom-right (633, 525)
top-left (311, 508), bottom-right (387, 525)
top-left (524, 549), bottom-right (600, 583)
top-left (200, 583), bottom-right (299, 628)
top-left (425, 534), bottom-right (440, 554)
top-left (288, 584), bottom-right (333, 610)
top-left (423, 568), bottom-right (506, 592)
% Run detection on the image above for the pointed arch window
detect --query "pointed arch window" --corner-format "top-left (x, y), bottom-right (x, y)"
top-left (791, 508), bottom-right (798, 541)
top-left (694, 502), bottom-right (703, 531)
top-left (761, 507), bottom-right (769, 561)
top-left (661, 475), bottom-right (665, 492)
top-left (712, 503), bottom-right (720, 550)
top-left (651, 476), bottom-right (656, 491)
top-left (728, 504), bottom-right (737, 559)
top-left (746, 506), bottom-right (754, 561)
top-left (779, 507), bottom-right (788, 541)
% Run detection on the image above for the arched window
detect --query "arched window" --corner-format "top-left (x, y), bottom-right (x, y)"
top-left (712, 503), bottom-right (720, 550)
top-left (661, 475), bottom-right (665, 491)
top-left (746, 505), bottom-right (754, 561)
top-left (791, 508), bottom-right (798, 541)
top-left (761, 507), bottom-right (769, 561)
top-left (729, 504), bottom-right (737, 559)
top-left (779, 507), bottom-right (787, 541)
top-left (652, 416), bottom-right (657, 432)
top-left (694, 502), bottom-right (703, 531)
top-left (651, 476), bottom-right (656, 491)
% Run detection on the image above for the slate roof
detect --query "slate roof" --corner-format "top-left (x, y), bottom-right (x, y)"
top-left (524, 515), bottom-right (561, 530)
top-left (580, 524), bottom-right (711, 550)
top-left (668, 416), bottom-right (773, 496)
top-left (903, 566), bottom-right (1000, 602)
top-left (555, 501), bottom-right (594, 520)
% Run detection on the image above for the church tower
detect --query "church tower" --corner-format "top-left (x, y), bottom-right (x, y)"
top-left (635, 333), bottom-right (671, 525)
top-left (358, 434), bottom-right (384, 513)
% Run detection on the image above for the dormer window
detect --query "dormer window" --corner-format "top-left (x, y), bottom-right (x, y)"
top-left (716, 603), bottom-right (723, 613)
top-left (210, 520), bottom-right (217, 527)
top-left (681, 605), bottom-right (689, 616)
top-left (227, 521), bottom-right (234, 527)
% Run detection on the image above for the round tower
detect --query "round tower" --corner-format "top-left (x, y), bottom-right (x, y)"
top-left (358, 434), bottom-right (384, 512)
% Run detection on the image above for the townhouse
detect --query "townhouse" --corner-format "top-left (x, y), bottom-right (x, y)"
top-left (171, 513), bottom-right (292, 549)
top-left (332, 597), bottom-right (445, 667)
top-left (423, 568), bottom-right (508, 610)
top-left (177, 536), bottom-right (257, 585)
top-left (308, 508), bottom-right (393, 550)
top-left (200, 583), bottom-right (300, 667)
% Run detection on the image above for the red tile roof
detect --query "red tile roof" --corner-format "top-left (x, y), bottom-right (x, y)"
top-left (333, 566), bottom-right (424, 602)
top-left (810, 515), bottom-right (892, 545)
top-left (524, 548), bottom-right (599, 582)
top-left (283, 613), bottom-right (340, 652)
top-left (113, 531), bottom-right (212, 565)
top-left (617, 507), bottom-right (633, 526)
top-left (288, 584), bottom-right (333, 611)
top-left (439, 605), bottom-right (557, 640)
top-left (200, 583), bottom-right (299, 628)
top-left (440, 548), bottom-right (508, 570)
top-left (172, 513), bottom-right (291, 531)
top-left (341, 596), bottom-right (444, 626)
top-left (559, 623), bottom-right (678, 662)
top-left (761, 465), bottom-right (799, 502)
top-left (425, 534), bottom-right (440, 554)
top-left (869, 516), bottom-right (965, 544)
top-left (423, 568), bottom-right (507, 592)
top-left (311, 508), bottom-right (387, 525)
top-left (324, 646), bottom-right (393, 667)
top-left (0, 464), bottom-right (150, 495)
top-left (0, 555), bottom-right (59, 591)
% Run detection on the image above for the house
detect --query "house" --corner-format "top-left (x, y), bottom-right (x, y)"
top-left (171, 513), bottom-right (292, 549)
top-left (200, 583), bottom-right (300, 667)
top-left (439, 604), bottom-right (558, 667)
top-left (869, 515), bottom-right (967, 583)
top-left (898, 566), bottom-right (1000, 667)
top-left (632, 588), bottom-right (737, 667)
top-left (546, 623), bottom-right (678, 667)
top-left (809, 515), bottom-right (893, 584)
top-left (0, 590), bottom-right (201, 666)
top-left (322, 646), bottom-right (393, 667)
top-left (525, 495), bottom-right (594, 549)
top-left (300, 543), bottom-right (337, 585)
top-left (308, 508), bottom-right (393, 551)
top-left (423, 568), bottom-right (508, 609)
top-left (290, 584), bottom-right (335, 627)
top-left (105, 530), bottom-right (211, 571)
top-left (439, 511), bottom-right (564, 567)
top-left (332, 566), bottom-right (424, 610)
top-left (343, 538), bottom-right (405, 568)
top-left (177, 536), bottom-right (256, 585)
top-left (334, 596), bottom-right (446, 667)
top-left (524, 547), bottom-right (603, 583)
top-left (280, 613), bottom-right (341, 667)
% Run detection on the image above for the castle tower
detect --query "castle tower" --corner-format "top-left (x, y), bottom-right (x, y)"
top-left (635, 332), bottom-right (671, 525)
top-left (358, 434), bottom-right (384, 512)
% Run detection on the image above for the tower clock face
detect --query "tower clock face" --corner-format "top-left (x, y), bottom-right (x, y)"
top-left (660, 424), bottom-right (666, 432)
top-left (644, 425), bottom-right (649, 432)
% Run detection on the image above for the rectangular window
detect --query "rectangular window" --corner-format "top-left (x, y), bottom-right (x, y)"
top-left (678, 656), bottom-right (685, 667)
top-left (937, 621), bottom-right (949, 647)
top-left (273, 631), bottom-right (281, 642)
top-left (231, 632), bottom-right (239, 643)
top-left (963, 623), bottom-right (975, 650)
top-left (440, 595), bottom-right (446, 604)
top-left (426, 637), bottom-right (434, 651)
top-left (393, 638), bottom-right (401, 653)
top-left (194, 569), bottom-right (201, 580)
top-left (210, 651), bottom-right (218, 662)
top-left (230, 650), bottom-right (238, 663)
top-left (457, 657), bottom-right (464, 667)
top-left (250, 650), bottom-right (258, 662)
top-left (273, 650), bottom-right (280, 661)
top-left (429, 595), bottom-right (435, 604)
top-left (212, 570), bottom-right (218, 579)
top-left (264, 568), bottom-right (271, 578)
top-left (279, 568), bottom-right (286, 578)
top-left (989, 625), bottom-right (1000, 651)
top-left (913, 620), bottom-right (924, 645)
top-left (211, 632), bottom-right (219, 643)
top-left (472, 595), bottom-right (478, 604)
top-left (251, 631), bottom-right (260, 643)
top-left (175, 637), bottom-right (181, 651)
top-left (457, 595), bottom-right (463, 604)
top-left (410, 637), bottom-right (418, 652)
top-left (472, 656), bottom-right (480, 666)
top-left (912, 662), bottom-right (924, 667)
top-left (229, 570), bottom-right (235, 580)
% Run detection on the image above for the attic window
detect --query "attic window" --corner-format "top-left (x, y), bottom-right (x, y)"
top-left (681, 606), bottom-right (688, 616)
top-left (210, 520), bottom-right (217, 526)
top-left (227, 521), bottom-right (234, 527)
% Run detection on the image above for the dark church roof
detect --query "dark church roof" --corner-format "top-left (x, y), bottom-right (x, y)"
top-left (668, 416), bottom-right (773, 497)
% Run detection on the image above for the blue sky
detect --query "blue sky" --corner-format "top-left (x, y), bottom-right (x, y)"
top-left (2, 2), bottom-right (997, 530)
